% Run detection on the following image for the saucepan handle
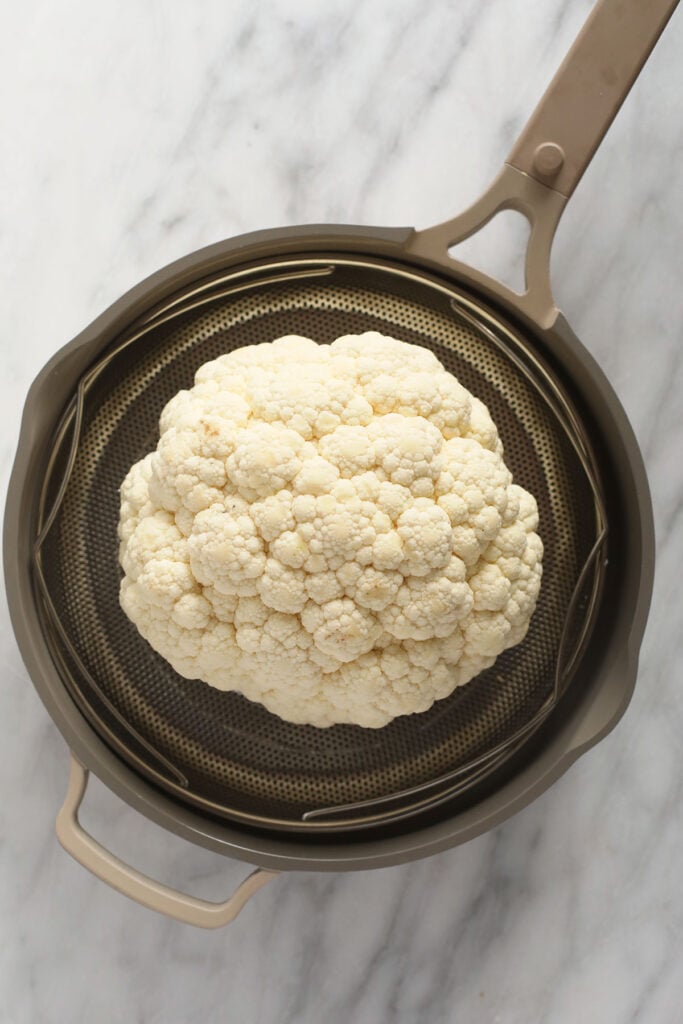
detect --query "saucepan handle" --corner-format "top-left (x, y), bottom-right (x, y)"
top-left (506, 0), bottom-right (678, 198)
top-left (409, 0), bottom-right (678, 327)
top-left (56, 753), bottom-right (279, 928)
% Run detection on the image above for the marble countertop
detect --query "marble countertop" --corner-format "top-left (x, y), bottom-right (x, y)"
top-left (1, 1), bottom-right (682, 1021)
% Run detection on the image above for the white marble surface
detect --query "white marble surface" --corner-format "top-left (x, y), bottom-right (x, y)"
top-left (1, 1), bottom-right (682, 1021)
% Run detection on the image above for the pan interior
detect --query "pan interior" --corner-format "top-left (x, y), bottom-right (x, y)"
top-left (35, 256), bottom-right (604, 832)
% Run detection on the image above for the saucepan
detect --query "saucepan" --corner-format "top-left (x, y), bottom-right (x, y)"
top-left (4, 0), bottom-right (677, 926)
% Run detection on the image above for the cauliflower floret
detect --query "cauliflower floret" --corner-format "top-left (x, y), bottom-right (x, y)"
top-left (172, 592), bottom-right (212, 630)
top-left (301, 597), bottom-right (382, 663)
top-left (396, 501), bottom-right (453, 576)
top-left (249, 372), bottom-right (373, 440)
top-left (149, 390), bottom-right (251, 514)
top-left (257, 557), bottom-right (307, 614)
top-left (368, 414), bottom-right (443, 488)
top-left (379, 571), bottom-right (473, 641)
top-left (352, 566), bottom-right (403, 611)
top-left (250, 490), bottom-right (296, 541)
top-left (364, 371), bottom-right (473, 439)
top-left (469, 562), bottom-right (512, 612)
top-left (188, 499), bottom-right (266, 594)
top-left (226, 423), bottom-right (314, 500)
top-left (468, 396), bottom-right (503, 455)
top-left (118, 332), bottom-right (543, 728)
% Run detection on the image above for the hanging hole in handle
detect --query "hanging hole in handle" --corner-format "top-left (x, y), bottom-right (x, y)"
top-left (447, 209), bottom-right (531, 295)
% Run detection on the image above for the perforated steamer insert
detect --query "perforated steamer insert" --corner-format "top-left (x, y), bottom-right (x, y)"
top-left (5, 0), bottom-right (674, 926)
top-left (34, 261), bottom-right (604, 829)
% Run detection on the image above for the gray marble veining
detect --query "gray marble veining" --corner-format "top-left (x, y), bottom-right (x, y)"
top-left (1, 1), bottom-right (682, 1022)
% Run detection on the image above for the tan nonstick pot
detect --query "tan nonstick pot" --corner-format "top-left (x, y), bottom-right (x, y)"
top-left (4, 0), bottom-right (677, 927)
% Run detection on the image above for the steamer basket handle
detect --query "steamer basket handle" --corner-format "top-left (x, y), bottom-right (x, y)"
top-left (409, 0), bottom-right (679, 328)
top-left (56, 754), bottom-right (279, 928)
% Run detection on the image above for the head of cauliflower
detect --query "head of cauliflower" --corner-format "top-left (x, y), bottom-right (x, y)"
top-left (118, 332), bottom-right (542, 728)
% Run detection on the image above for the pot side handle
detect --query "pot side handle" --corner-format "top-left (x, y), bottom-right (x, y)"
top-left (56, 754), bottom-right (279, 928)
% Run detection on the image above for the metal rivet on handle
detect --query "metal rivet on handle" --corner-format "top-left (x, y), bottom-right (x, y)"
top-left (532, 142), bottom-right (565, 179)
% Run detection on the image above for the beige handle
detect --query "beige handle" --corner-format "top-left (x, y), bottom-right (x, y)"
top-left (409, 0), bottom-right (678, 328)
top-left (408, 164), bottom-right (567, 327)
top-left (507, 0), bottom-right (679, 197)
top-left (56, 754), bottom-right (279, 928)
